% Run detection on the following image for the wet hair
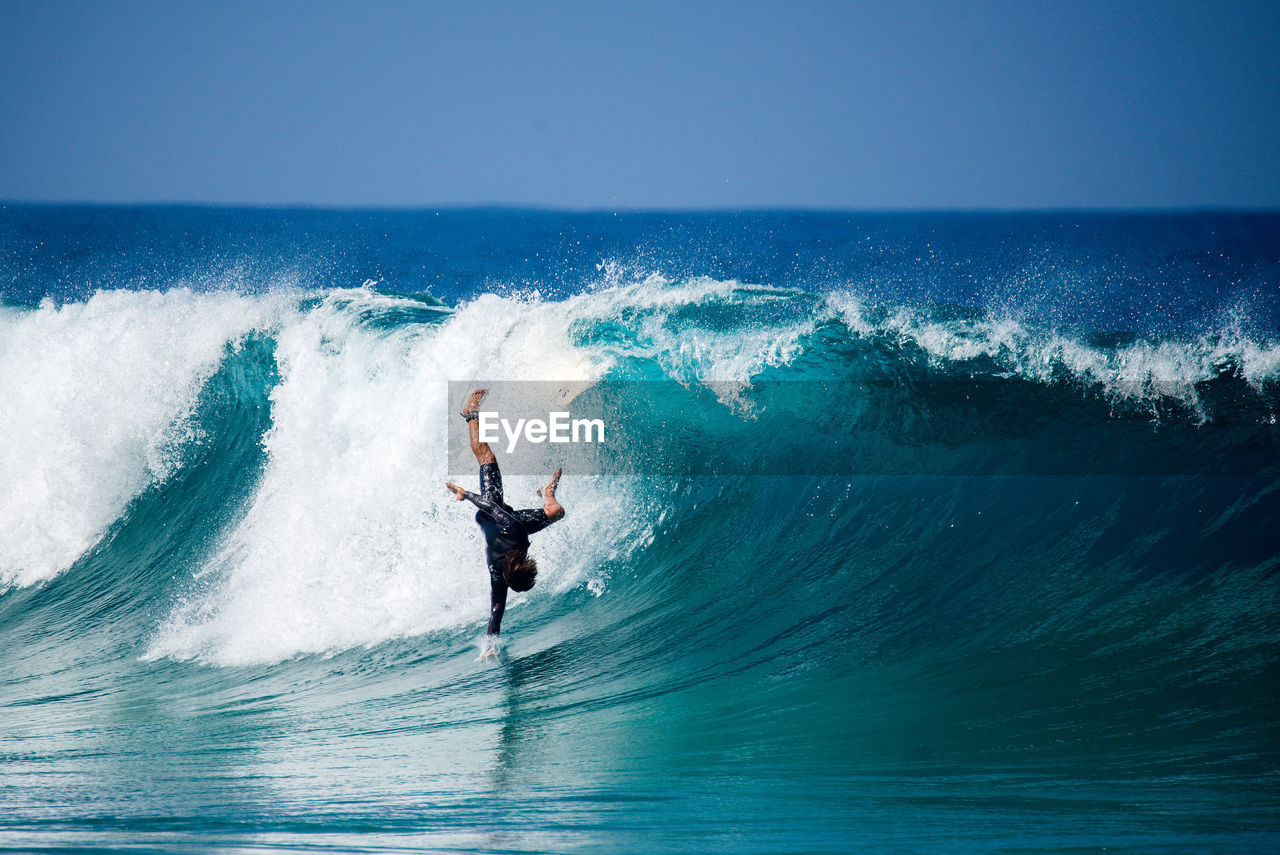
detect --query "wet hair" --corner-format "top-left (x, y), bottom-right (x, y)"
top-left (502, 551), bottom-right (538, 592)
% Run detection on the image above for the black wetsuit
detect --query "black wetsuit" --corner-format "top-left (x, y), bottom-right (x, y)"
top-left (460, 461), bottom-right (558, 635)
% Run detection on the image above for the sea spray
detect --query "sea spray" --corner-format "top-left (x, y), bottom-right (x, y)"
top-left (3, 209), bottom-right (1278, 853)
top-left (146, 290), bottom-right (643, 665)
top-left (0, 289), bottom-right (285, 588)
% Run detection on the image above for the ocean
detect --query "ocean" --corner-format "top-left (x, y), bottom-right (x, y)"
top-left (1, 206), bottom-right (1278, 852)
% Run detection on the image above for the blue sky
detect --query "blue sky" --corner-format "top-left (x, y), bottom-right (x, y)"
top-left (1, 0), bottom-right (1277, 208)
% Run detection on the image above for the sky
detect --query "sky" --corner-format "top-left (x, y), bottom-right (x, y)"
top-left (1, 0), bottom-right (1277, 209)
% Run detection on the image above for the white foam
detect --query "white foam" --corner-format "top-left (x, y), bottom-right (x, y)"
top-left (136, 275), bottom-right (1279, 666)
top-left (827, 290), bottom-right (1280, 416)
top-left (569, 275), bottom-right (816, 405)
top-left (0, 289), bottom-right (280, 589)
top-left (147, 289), bottom-right (644, 666)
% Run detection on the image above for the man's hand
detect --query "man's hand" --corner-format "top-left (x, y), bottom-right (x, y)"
top-left (537, 467), bottom-right (562, 499)
top-left (445, 482), bottom-right (468, 501)
top-left (538, 467), bottom-right (564, 520)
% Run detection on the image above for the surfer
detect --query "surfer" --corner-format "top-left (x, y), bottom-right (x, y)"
top-left (446, 388), bottom-right (564, 642)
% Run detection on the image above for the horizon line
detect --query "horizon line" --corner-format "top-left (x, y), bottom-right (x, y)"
top-left (3, 199), bottom-right (1279, 216)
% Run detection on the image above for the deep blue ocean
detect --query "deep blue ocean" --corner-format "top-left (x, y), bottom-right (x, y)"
top-left (2, 206), bottom-right (1278, 853)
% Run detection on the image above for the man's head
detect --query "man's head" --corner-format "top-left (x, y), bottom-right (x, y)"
top-left (502, 551), bottom-right (538, 592)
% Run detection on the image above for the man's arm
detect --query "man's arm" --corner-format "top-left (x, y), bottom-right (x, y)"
top-left (510, 469), bottom-right (566, 534)
top-left (488, 575), bottom-right (507, 636)
top-left (540, 467), bottom-right (564, 521)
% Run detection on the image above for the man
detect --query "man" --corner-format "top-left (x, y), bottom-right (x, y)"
top-left (445, 388), bottom-right (564, 642)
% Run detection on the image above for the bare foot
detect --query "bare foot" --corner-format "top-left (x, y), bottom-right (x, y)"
top-left (461, 387), bottom-right (488, 416)
top-left (445, 482), bottom-right (467, 501)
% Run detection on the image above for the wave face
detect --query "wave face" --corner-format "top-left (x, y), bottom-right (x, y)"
top-left (1, 209), bottom-right (1278, 853)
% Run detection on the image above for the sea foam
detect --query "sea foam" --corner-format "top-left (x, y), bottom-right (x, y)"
top-left (146, 289), bottom-right (642, 665)
top-left (0, 289), bottom-right (279, 588)
top-left (827, 290), bottom-right (1280, 418)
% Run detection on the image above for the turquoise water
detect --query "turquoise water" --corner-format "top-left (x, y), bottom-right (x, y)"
top-left (1, 208), bottom-right (1278, 852)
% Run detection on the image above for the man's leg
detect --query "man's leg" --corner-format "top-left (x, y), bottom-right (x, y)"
top-left (462, 388), bottom-right (496, 465)
top-left (462, 388), bottom-right (503, 503)
top-left (469, 417), bottom-right (496, 465)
